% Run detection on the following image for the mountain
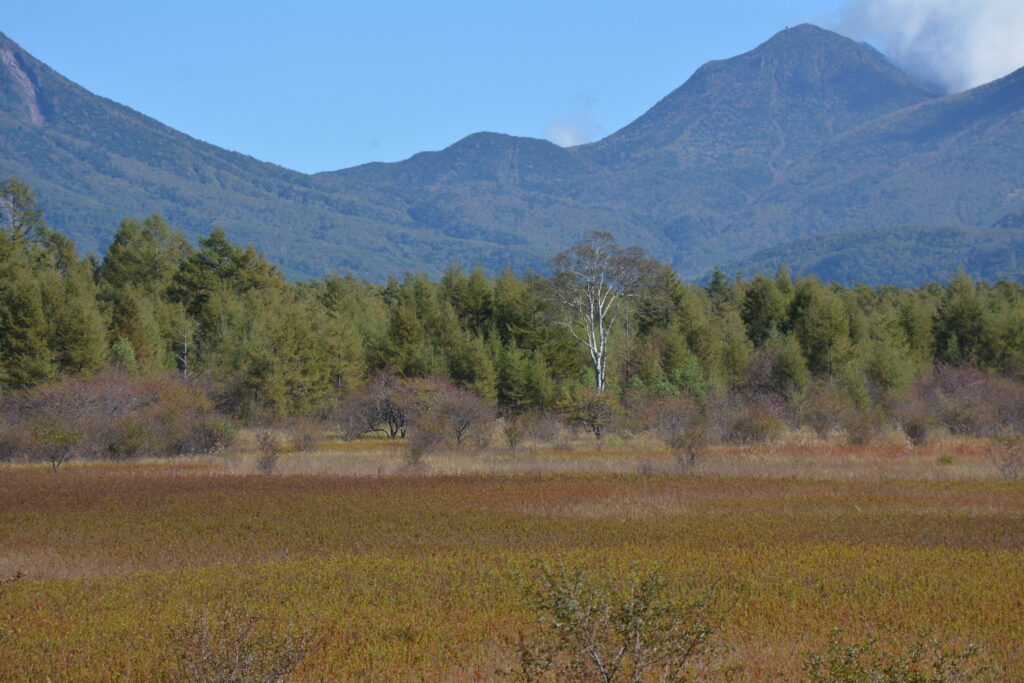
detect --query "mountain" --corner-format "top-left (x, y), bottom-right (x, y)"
top-left (725, 225), bottom-right (1024, 287)
top-left (0, 31), bottom-right (548, 278)
top-left (1, 25), bottom-right (1022, 284)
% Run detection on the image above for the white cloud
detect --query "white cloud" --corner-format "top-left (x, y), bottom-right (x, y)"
top-left (839, 0), bottom-right (1024, 92)
top-left (544, 94), bottom-right (602, 147)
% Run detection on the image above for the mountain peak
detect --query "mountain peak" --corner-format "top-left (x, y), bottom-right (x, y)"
top-left (763, 23), bottom-right (850, 43)
top-left (583, 23), bottom-right (937, 171)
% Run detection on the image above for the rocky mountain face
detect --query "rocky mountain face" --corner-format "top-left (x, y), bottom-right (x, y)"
top-left (1, 25), bottom-right (1021, 283)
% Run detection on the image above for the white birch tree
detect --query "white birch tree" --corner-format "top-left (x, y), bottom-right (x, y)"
top-left (550, 232), bottom-right (654, 392)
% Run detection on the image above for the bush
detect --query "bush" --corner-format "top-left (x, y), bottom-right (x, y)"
top-left (336, 370), bottom-right (409, 439)
top-left (522, 412), bottom-right (563, 444)
top-left (503, 418), bottom-right (525, 453)
top-left (0, 424), bottom-right (31, 462)
top-left (727, 396), bottom-right (786, 445)
top-left (253, 429), bottom-right (281, 475)
top-left (805, 628), bottom-right (985, 682)
top-left (800, 382), bottom-right (854, 440)
top-left (169, 605), bottom-right (315, 682)
top-left (512, 560), bottom-right (717, 682)
top-left (637, 397), bottom-right (710, 467)
top-left (840, 408), bottom-right (887, 446)
top-left (0, 372), bottom-right (233, 467)
top-left (562, 389), bottom-right (619, 439)
top-left (909, 366), bottom-right (1024, 438)
top-left (427, 384), bottom-right (495, 448)
top-left (288, 419), bottom-right (323, 453)
top-left (987, 433), bottom-right (1023, 480)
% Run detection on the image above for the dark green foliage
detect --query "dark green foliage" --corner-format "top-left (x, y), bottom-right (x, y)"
top-left (0, 179), bottom-right (106, 389)
top-left (742, 274), bottom-right (788, 346)
top-left (3, 176), bottom-right (1024, 439)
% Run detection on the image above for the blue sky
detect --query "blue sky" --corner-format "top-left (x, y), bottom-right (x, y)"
top-left (5, 1), bottom-right (1022, 173)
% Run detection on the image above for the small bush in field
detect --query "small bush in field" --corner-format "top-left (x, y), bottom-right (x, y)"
top-left (434, 386), bottom-right (495, 447)
top-left (987, 433), bottom-right (1023, 481)
top-left (289, 420), bottom-right (323, 453)
top-left (29, 419), bottom-right (82, 472)
top-left (729, 408), bottom-right (783, 445)
top-left (503, 418), bottom-right (525, 453)
top-left (404, 420), bottom-right (443, 470)
top-left (909, 366), bottom-right (1024, 438)
top-left (0, 424), bottom-right (30, 462)
top-left (800, 382), bottom-right (853, 440)
top-left (841, 408), bottom-right (886, 446)
top-left (253, 430), bottom-right (281, 475)
top-left (169, 606), bottom-right (315, 682)
top-left (523, 412), bottom-right (562, 444)
top-left (512, 560), bottom-right (717, 682)
top-left (336, 370), bottom-right (409, 439)
top-left (805, 628), bottom-right (984, 682)
top-left (639, 397), bottom-right (710, 467)
top-left (903, 417), bottom-right (933, 447)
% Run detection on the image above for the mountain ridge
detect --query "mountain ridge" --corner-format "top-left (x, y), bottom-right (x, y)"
top-left (0, 25), bottom-right (1022, 284)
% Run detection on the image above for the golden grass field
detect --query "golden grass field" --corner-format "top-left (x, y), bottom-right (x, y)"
top-left (1, 438), bottom-right (1022, 680)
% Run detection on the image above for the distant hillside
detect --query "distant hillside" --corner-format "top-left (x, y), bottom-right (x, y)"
top-left (724, 225), bottom-right (1024, 286)
top-left (1, 24), bottom-right (1023, 284)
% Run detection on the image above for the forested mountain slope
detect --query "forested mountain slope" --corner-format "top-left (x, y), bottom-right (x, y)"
top-left (1, 25), bottom-right (1022, 283)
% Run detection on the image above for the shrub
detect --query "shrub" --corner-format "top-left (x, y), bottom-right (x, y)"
top-left (29, 419), bottom-right (82, 472)
top-left (727, 396), bottom-right (786, 445)
top-left (522, 412), bottom-right (563, 444)
top-left (512, 560), bottom-right (717, 682)
top-left (503, 418), bottom-right (525, 453)
top-left (0, 423), bottom-right (31, 462)
top-left (288, 419), bottom-right (323, 453)
top-left (638, 397), bottom-right (710, 467)
top-left (253, 429), bottom-right (281, 475)
top-left (433, 385), bottom-right (496, 447)
top-left (805, 628), bottom-right (985, 682)
top-left (800, 382), bottom-right (854, 440)
top-left (336, 370), bottom-right (409, 439)
top-left (840, 408), bottom-right (887, 446)
top-left (908, 366), bottom-right (1024, 438)
top-left (1, 371), bottom-right (232, 466)
top-left (403, 426), bottom-right (438, 470)
top-left (562, 389), bottom-right (619, 439)
top-left (987, 433), bottom-right (1023, 481)
top-left (169, 605), bottom-right (315, 682)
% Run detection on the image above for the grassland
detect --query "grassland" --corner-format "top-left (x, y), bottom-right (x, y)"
top-left (1, 440), bottom-right (1022, 680)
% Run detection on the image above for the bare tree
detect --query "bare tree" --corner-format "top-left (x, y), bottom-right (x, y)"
top-left (337, 370), bottom-right (409, 439)
top-left (551, 232), bottom-right (655, 392)
top-left (436, 386), bottom-right (495, 446)
top-left (642, 397), bottom-right (710, 468)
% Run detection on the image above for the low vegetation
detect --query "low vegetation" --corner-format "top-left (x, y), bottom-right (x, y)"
top-left (1, 446), bottom-right (1022, 679)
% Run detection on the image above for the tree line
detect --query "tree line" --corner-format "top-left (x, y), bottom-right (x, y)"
top-left (1, 176), bottom-right (1023, 456)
